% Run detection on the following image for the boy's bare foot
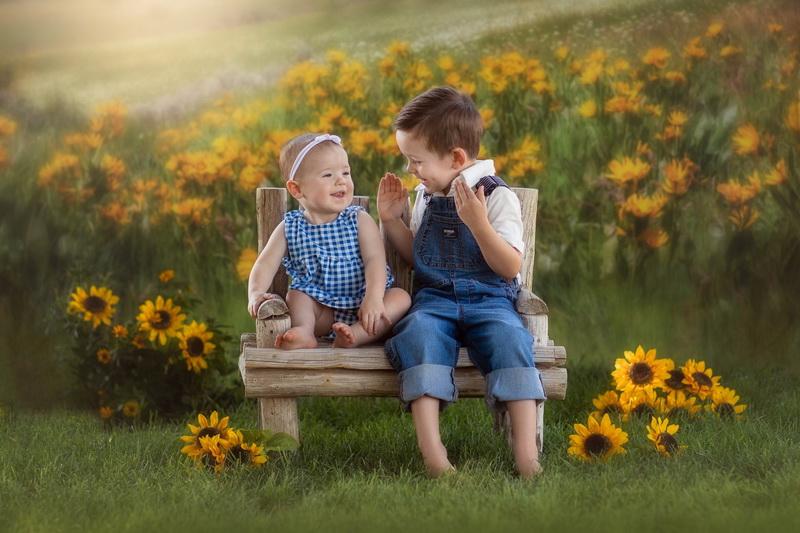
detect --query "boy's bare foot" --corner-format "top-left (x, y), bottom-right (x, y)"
top-left (274, 327), bottom-right (318, 350)
top-left (517, 458), bottom-right (543, 479)
top-left (331, 322), bottom-right (357, 348)
top-left (426, 459), bottom-right (456, 479)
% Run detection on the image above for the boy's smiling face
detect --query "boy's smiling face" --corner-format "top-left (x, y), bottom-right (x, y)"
top-left (395, 129), bottom-right (461, 195)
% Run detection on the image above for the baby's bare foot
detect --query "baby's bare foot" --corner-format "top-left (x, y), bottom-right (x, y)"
top-left (331, 322), bottom-right (357, 348)
top-left (275, 327), bottom-right (317, 350)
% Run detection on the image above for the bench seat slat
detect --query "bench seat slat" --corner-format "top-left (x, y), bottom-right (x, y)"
top-left (241, 344), bottom-right (566, 370)
top-left (243, 366), bottom-right (567, 400)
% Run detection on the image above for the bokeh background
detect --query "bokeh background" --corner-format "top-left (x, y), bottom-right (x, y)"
top-left (1, 0), bottom-right (798, 412)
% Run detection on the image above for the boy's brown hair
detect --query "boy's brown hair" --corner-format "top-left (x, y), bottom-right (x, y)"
top-left (393, 86), bottom-right (483, 159)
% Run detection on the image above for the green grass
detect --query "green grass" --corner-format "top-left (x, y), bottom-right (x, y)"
top-left (2, 361), bottom-right (798, 533)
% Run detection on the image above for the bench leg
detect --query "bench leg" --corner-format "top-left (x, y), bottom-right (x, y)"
top-left (259, 398), bottom-right (299, 442)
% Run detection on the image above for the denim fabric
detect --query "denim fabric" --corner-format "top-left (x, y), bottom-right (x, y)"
top-left (385, 192), bottom-right (546, 411)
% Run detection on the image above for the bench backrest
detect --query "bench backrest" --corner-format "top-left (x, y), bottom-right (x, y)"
top-left (256, 187), bottom-right (538, 295)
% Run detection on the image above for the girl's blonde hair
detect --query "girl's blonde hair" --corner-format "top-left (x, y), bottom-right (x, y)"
top-left (279, 132), bottom-right (339, 182)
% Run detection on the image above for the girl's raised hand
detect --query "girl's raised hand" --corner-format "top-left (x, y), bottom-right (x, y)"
top-left (247, 292), bottom-right (281, 319)
top-left (377, 172), bottom-right (408, 223)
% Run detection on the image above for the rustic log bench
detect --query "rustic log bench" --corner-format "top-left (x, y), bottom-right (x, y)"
top-left (239, 187), bottom-right (567, 449)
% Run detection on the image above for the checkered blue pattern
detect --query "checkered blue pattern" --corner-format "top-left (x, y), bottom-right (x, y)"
top-left (282, 205), bottom-right (394, 311)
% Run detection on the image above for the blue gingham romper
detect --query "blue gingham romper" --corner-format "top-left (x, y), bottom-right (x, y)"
top-left (282, 205), bottom-right (394, 328)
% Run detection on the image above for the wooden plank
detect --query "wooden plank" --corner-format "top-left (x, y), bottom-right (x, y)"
top-left (512, 188), bottom-right (538, 289)
top-left (244, 366), bottom-right (567, 400)
top-left (243, 344), bottom-right (567, 369)
top-left (257, 188), bottom-right (288, 297)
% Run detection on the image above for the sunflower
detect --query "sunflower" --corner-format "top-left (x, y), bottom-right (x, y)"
top-left (179, 321), bottom-right (216, 374)
top-left (224, 429), bottom-right (269, 468)
top-left (708, 387), bottom-right (747, 418)
top-left (67, 285), bottom-right (120, 329)
top-left (99, 406), bottom-right (113, 420)
top-left (591, 390), bottom-right (622, 419)
top-left (612, 345), bottom-right (672, 392)
top-left (96, 348), bottom-right (112, 365)
top-left (236, 248), bottom-right (257, 282)
top-left (159, 269), bottom-right (175, 283)
top-left (647, 417), bottom-right (682, 456)
top-left (662, 367), bottom-right (688, 392)
top-left (136, 295), bottom-right (186, 345)
top-left (112, 324), bottom-right (128, 338)
top-left (619, 386), bottom-right (659, 420)
top-left (122, 400), bottom-right (140, 418)
top-left (180, 411), bottom-right (232, 461)
top-left (568, 413), bottom-right (628, 462)
top-left (732, 123), bottom-right (759, 156)
top-left (196, 433), bottom-right (229, 473)
top-left (681, 359), bottom-right (720, 399)
top-left (605, 157), bottom-right (650, 186)
top-left (657, 390), bottom-right (701, 416)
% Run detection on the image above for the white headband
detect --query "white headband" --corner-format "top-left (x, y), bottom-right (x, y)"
top-left (288, 134), bottom-right (343, 181)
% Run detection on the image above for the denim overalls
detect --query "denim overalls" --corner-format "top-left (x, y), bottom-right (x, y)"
top-left (385, 177), bottom-right (546, 411)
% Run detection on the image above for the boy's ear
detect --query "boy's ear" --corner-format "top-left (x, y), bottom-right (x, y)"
top-left (286, 180), bottom-right (303, 199)
top-left (450, 147), bottom-right (468, 169)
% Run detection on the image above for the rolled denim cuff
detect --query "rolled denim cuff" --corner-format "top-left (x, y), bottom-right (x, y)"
top-left (485, 367), bottom-right (546, 413)
top-left (398, 364), bottom-right (457, 411)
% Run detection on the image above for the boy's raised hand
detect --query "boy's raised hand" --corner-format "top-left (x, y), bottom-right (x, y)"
top-left (453, 177), bottom-right (488, 231)
top-left (378, 172), bottom-right (408, 223)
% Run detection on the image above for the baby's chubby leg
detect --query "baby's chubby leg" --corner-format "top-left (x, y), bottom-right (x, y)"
top-left (333, 287), bottom-right (411, 348)
top-left (276, 290), bottom-right (334, 350)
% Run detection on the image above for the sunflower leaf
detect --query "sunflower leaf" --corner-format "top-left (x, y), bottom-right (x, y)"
top-left (239, 429), bottom-right (273, 443)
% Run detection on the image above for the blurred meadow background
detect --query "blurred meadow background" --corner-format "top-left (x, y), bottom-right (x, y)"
top-left (1, 0), bottom-right (799, 530)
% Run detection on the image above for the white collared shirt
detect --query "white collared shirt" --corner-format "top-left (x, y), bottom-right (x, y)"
top-left (409, 159), bottom-right (526, 256)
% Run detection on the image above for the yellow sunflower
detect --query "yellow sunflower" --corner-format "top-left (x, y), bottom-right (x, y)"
top-left (96, 348), bottom-right (112, 365)
top-left (568, 413), bottom-right (628, 462)
top-left (122, 400), bottom-right (140, 418)
top-left (236, 248), bottom-right (257, 282)
top-left (662, 367), bottom-right (688, 392)
top-left (136, 295), bottom-right (186, 345)
top-left (657, 390), bottom-right (701, 416)
top-left (67, 285), bottom-right (120, 329)
top-left (197, 433), bottom-right (229, 473)
top-left (159, 269), bottom-right (175, 283)
top-left (99, 406), bottom-right (113, 420)
top-left (178, 321), bottom-right (216, 374)
top-left (647, 416), bottom-right (682, 456)
top-left (224, 429), bottom-right (269, 468)
top-left (732, 123), bottom-right (759, 156)
top-left (179, 411), bottom-right (232, 461)
top-left (681, 359), bottom-right (720, 399)
top-left (590, 390), bottom-right (622, 419)
top-left (619, 386), bottom-right (659, 421)
top-left (612, 345), bottom-right (672, 392)
top-left (605, 157), bottom-right (650, 186)
top-left (708, 386), bottom-right (747, 418)
top-left (112, 324), bottom-right (128, 338)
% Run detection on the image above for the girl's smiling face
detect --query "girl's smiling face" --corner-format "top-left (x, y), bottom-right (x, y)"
top-left (290, 143), bottom-right (354, 224)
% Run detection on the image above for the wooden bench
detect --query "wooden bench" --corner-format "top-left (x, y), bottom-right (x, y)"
top-left (239, 187), bottom-right (567, 449)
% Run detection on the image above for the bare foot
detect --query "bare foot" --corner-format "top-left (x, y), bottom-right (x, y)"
top-left (331, 322), bottom-right (357, 348)
top-left (274, 327), bottom-right (318, 350)
top-left (422, 442), bottom-right (455, 478)
top-left (517, 458), bottom-right (543, 479)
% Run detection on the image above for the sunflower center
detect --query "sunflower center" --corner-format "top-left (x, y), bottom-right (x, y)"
top-left (692, 371), bottom-right (712, 387)
top-left (229, 445), bottom-right (250, 464)
top-left (187, 336), bottom-right (205, 356)
top-left (151, 310), bottom-right (173, 330)
top-left (718, 403), bottom-right (735, 418)
top-left (584, 434), bottom-right (612, 457)
top-left (657, 433), bottom-right (678, 454)
top-left (665, 370), bottom-right (686, 390)
top-left (83, 296), bottom-right (107, 313)
top-left (196, 427), bottom-right (220, 442)
top-left (629, 362), bottom-right (654, 385)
